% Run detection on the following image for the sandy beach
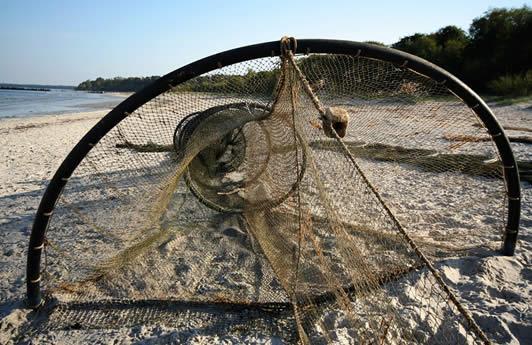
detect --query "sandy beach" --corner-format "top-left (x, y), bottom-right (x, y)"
top-left (0, 99), bottom-right (531, 344)
top-left (1, 0), bottom-right (530, 342)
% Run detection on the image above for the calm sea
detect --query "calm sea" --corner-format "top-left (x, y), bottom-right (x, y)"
top-left (0, 85), bottom-right (126, 119)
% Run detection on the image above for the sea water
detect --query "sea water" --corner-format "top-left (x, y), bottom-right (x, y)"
top-left (0, 86), bottom-right (126, 118)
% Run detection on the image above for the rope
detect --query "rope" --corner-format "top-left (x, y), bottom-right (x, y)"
top-left (279, 37), bottom-right (492, 345)
top-left (288, 59), bottom-right (304, 300)
top-left (281, 36), bottom-right (309, 344)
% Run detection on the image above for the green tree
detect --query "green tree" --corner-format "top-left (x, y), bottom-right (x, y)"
top-left (465, 6), bottom-right (532, 90)
top-left (433, 26), bottom-right (468, 75)
top-left (392, 34), bottom-right (441, 63)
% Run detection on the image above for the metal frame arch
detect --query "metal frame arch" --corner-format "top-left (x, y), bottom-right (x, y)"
top-left (27, 39), bottom-right (520, 308)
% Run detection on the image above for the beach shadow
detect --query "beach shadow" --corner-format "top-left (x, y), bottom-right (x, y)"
top-left (18, 298), bottom-right (297, 344)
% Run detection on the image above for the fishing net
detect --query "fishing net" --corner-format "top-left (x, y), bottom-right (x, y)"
top-left (25, 39), bottom-right (513, 344)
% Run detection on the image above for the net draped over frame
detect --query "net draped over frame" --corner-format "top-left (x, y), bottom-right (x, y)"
top-left (31, 48), bottom-right (508, 344)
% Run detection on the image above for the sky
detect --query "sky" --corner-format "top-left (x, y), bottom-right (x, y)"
top-left (1, 0), bottom-right (530, 85)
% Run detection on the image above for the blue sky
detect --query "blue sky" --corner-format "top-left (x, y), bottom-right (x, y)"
top-left (1, 0), bottom-right (529, 85)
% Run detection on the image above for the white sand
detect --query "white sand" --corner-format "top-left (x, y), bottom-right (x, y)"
top-left (0, 102), bottom-right (531, 344)
top-left (0, 111), bottom-right (106, 343)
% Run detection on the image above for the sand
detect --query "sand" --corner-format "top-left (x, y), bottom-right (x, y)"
top-left (0, 101), bottom-right (531, 344)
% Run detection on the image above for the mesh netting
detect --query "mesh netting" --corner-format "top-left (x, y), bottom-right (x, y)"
top-left (27, 49), bottom-right (508, 343)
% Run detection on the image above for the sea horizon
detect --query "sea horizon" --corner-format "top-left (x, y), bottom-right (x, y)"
top-left (0, 82), bottom-right (76, 90)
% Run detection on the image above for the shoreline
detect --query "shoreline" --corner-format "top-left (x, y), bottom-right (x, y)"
top-left (0, 110), bottom-right (109, 131)
top-left (0, 105), bottom-right (116, 121)
top-left (0, 90), bottom-right (131, 120)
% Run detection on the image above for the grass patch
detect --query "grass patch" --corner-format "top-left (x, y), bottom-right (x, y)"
top-left (487, 71), bottom-right (532, 98)
top-left (483, 94), bottom-right (532, 106)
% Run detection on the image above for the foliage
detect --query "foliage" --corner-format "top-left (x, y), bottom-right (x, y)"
top-left (392, 26), bottom-right (470, 77)
top-left (466, 7), bottom-right (531, 88)
top-left (488, 70), bottom-right (532, 96)
top-left (76, 76), bottom-right (160, 92)
top-left (173, 69), bottom-right (279, 95)
top-left (393, 33), bottom-right (442, 64)
top-left (393, 6), bottom-right (531, 94)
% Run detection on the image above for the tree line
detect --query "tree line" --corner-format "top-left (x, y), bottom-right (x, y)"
top-left (391, 6), bottom-right (531, 96)
top-left (76, 76), bottom-right (160, 92)
top-left (76, 6), bottom-right (530, 97)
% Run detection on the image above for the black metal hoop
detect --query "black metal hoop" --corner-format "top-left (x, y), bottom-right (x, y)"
top-left (26, 39), bottom-right (521, 309)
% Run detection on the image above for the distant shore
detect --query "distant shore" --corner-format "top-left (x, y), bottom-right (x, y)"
top-left (0, 86), bottom-right (50, 92)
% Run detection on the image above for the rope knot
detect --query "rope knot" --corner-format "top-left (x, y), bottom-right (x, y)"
top-left (280, 36), bottom-right (297, 57)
